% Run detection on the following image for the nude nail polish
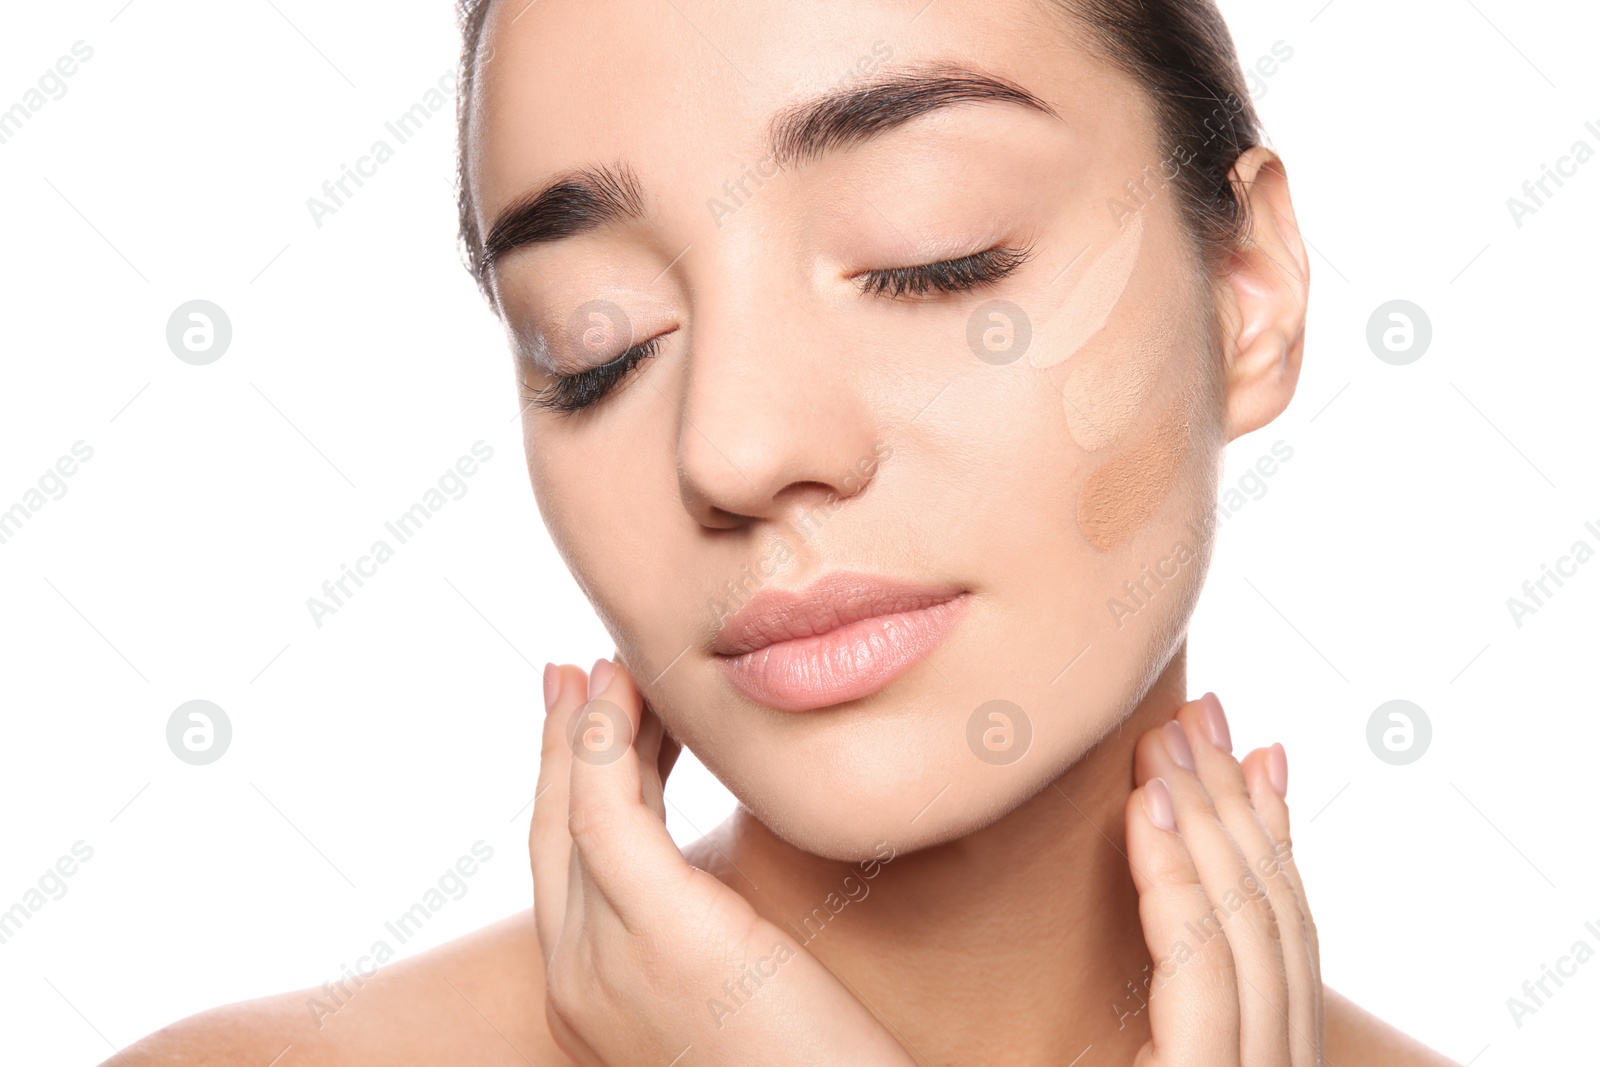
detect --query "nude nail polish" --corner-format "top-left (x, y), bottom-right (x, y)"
top-left (588, 657), bottom-right (614, 700)
top-left (1267, 742), bottom-right (1288, 798)
top-left (1198, 692), bottom-right (1232, 753)
top-left (1144, 777), bottom-right (1177, 832)
top-left (1162, 720), bottom-right (1195, 771)
top-left (542, 662), bottom-right (559, 714)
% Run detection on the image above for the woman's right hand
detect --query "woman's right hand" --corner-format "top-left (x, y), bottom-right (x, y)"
top-left (531, 656), bottom-right (918, 1067)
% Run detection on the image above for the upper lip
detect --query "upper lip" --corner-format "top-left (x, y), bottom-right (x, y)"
top-left (712, 571), bottom-right (967, 657)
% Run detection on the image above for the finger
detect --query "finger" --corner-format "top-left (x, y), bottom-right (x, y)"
top-left (566, 656), bottom-right (696, 931)
top-left (610, 648), bottom-right (682, 790)
top-left (656, 707), bottom-right (683, 786)
top-left (609, 650), bottom-right (667, 819)
top-left (1178, 698), bottom-right (1320, 1067)
top-left (532, 662), bottom-right (589, 967)
top-left (636, 698), bottom-right (667, 819)
top-left (1136, 715), bottom-right (1291, 1066)
top-left (1125, 776), bottom-right (1239, 1065)
top-left (1243, 741), bottom-right (1324, 1059)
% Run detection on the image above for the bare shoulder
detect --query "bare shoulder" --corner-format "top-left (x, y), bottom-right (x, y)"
top-left (106, 909), bottom-right (575, 1067)
top-left (103, 922), bottom-right (1461, 1066)
top-left (1324, 985), bottom-right (1462, 1066)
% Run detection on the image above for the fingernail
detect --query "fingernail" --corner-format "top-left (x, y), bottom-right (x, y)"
top-left (588, 657), bottom-right (614, 700)
top-left (1198, 692), bottom-right (1232, 753)
top-left (1162, 720), bottom-right (1195, 771)
top-left (542, 663), bottom-right (559, 714)
top-left (1267, 742), bottom-right (1288, 798)
top-left (1144, 777), bottom-right (1177, 832)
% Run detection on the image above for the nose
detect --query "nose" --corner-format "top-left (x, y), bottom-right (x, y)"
top-left (673, 279), bottom-right (883, 530)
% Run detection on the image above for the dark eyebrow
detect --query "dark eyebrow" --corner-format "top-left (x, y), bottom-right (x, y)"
top-left (480, 163), bottom-right (645, 279)
top-left (479, 64), bottom-right (1056, 278)
top-left (768, 63), bottom-right (1059, 167)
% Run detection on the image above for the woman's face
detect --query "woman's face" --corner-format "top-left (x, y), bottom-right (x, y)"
top-left (471, 0), bottom-right (1232, 859)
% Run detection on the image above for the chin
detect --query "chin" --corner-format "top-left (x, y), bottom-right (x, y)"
top-left (641, 524), bottom-right (1211, 863)
top-left (682, 679), bottom-right (1139, 863)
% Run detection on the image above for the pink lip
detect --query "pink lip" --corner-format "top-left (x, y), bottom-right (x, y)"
top-left (713, 572), bottom-right (970, 712)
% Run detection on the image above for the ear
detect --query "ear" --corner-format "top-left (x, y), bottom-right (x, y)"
top-left (1214, 147), bottom-right (1309, 443)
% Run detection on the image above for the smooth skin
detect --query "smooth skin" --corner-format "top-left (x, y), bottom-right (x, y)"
top-left (114, 659), bottom-right (1458, 1065)
top-left (112, 0), bottom-right (1462, 1061)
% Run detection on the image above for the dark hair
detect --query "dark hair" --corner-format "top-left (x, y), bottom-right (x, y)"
top-left (1048, 0), bottom-right (1264, 264)
top-left (452, 0), bottom-right (1263, 301)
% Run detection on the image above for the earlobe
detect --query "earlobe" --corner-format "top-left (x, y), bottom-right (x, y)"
top-left (1217, 148), bottom-right (1310, 443)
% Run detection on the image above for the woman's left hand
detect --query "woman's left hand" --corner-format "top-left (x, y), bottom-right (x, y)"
top-left (1124, 693), bottom-right (1324, 1065)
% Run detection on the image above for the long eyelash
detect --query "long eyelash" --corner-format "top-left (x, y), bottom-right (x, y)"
top-left (857, 243), bottom-right (1034, 299)
top-left (524, 246), bottom-right (1029, 413)
top-left (529, 335), bottom-right (663, 415)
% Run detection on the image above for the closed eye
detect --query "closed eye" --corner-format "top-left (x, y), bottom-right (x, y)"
top-left (855, 243), bottom-right (1034, 299)
top-left (525, 333), bottom-right (667, 415)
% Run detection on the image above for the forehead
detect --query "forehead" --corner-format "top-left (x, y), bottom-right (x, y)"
top-left (466, 0), bottom-right (1149, 228)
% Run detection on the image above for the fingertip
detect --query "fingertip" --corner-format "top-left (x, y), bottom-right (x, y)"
top-left (1240, 747), bottom-right (1271, 801)
top-left (542, 662), bottom-right (559, 714)
top-left (1143, 776), bottom-right (1177, 833)
top-left (556, 663), bottom-right (587, 707)
top-left (1161, 720), bottom-right (1196, 772)
top-left (1196, 691), bottom-right (1232, 753)
top-left (588, 657), bottom-right (614, 700)
top-left (1267, 742), bottom-right (1288, 798)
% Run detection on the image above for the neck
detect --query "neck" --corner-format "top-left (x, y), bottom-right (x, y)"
top-left (701, 648), bottom-right (1189, 1066)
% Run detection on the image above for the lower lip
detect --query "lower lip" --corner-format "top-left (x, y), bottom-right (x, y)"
top-left (717, 595), bottom-right (970, 712)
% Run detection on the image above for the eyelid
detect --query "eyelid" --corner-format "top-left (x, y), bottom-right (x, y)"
top-left (528, 329), bottom-right (672, 415)
top-left (854, 242), bottom-right (1035, 299)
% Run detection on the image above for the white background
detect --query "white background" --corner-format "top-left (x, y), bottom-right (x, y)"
top-left (1, 1), bottom-right (1596, 1063)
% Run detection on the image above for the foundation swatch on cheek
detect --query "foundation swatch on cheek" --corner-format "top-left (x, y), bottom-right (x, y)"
top-left (1059, 327), bottom-right (1170, 452)
top-left (1076, 392), bottom-right (1190, 553)
top-left (1031, 208), bottom-right (1145, 371)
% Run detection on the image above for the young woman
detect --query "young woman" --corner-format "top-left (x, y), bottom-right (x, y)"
top-left (118, 0), bottom-right (1459, 1063)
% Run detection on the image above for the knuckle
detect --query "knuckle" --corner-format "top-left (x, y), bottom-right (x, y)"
top-left (541, 716), bottom-right (570, 758)
top-left (1198, 756), bottom-right (1251, 801)
top-left (1251, 891), bottom-right (1282, 941)
top-left (1186, 920), bottom-right (1239, 987)
top-left (544, 948), bottom-right (591, 1025)
top-left (1237, 875), bottom-right (1283, 938)
top-left (566, 799), bottom-right (620, 844)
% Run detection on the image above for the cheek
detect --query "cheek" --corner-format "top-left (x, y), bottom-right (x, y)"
top-left (1023, 210), bottom-right (1215, 555)
top-left (1076, 385), bottom-right (1192, 552)
top-left (523, 434), bottom-right (628, 597)
top-left (1058, 319), bottom-right (1171, 453)
top-left (1030, 205), bottom-right (1145, 376)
